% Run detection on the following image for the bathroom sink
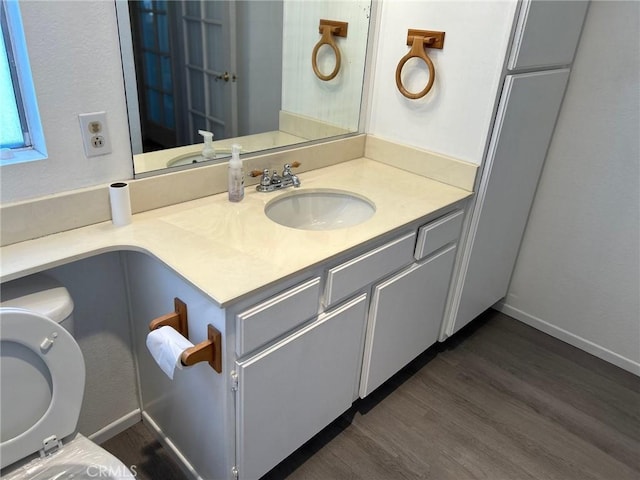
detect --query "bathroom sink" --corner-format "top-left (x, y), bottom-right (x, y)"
top-left (265, 189), bottom-right (375, 230)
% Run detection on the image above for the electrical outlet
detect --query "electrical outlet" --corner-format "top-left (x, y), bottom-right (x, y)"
top-left (79, 112), bottom-right (112, 157)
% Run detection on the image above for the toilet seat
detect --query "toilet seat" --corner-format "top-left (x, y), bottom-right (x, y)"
top-left (0, 308), bottom-right (85, 470)
top-left (1, 434), bottom-right (133, 480)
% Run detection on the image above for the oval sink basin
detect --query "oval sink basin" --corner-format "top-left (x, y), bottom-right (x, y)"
top-left (265, 189), bottom-right (375, 231)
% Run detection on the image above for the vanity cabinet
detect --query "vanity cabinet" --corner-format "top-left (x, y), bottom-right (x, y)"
top-left (122, 204), bottom-right (465, 480)
top-left (230, 207), bottom-right (464, 478)
top-left (231, 208), bottom-right (463, 478)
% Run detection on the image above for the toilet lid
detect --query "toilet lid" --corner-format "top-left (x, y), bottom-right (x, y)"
top-left (0, 308), bottom-right (86, 470)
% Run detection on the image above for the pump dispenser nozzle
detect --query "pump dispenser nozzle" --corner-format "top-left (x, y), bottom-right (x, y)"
top-left (198, 130), bottom-right (216, 159)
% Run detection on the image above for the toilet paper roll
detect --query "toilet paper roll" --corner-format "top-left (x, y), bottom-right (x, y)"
top-left (146, 326), bottom-right (194, 379)
top-left (109, 182), bottom-right (132, 226)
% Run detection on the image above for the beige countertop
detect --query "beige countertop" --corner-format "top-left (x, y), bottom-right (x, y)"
top-left (0, 158), bottom-right (472, 307)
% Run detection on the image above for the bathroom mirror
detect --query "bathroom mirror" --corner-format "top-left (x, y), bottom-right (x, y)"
top-left (116, 0), bottom-right (372, 176)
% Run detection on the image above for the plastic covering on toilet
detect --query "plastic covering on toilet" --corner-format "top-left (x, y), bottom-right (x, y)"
top-left (0, 434), bottom-right (134, 480)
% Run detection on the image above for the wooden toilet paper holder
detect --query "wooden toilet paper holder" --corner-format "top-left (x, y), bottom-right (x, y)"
top-left (149, 297), bottom-right (222, 373)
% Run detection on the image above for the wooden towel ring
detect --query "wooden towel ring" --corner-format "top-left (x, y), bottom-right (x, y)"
top-left (395, 30), bottom-right (445, 100)
top-left (312, 20), bottom-right (348, 81)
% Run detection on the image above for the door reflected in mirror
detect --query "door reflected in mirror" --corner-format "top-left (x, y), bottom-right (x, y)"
top-left (117, 0), bottom-right (372, 176)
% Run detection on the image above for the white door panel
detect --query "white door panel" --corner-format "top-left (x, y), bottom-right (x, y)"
top-left (360, 245), bottom-right (457, 397)
top-left (449, 69), bottom-right (570, 336)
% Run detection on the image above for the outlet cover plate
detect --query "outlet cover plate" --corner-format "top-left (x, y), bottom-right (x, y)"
top-left (79, 112), bottom-right (112, 157)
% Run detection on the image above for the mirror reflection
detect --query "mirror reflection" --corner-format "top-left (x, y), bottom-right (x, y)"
top-left (118, 0), bottom-right (372, 175)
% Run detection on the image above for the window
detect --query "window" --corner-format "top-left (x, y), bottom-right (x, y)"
top-left (0, 0), bottom-right (46, 165)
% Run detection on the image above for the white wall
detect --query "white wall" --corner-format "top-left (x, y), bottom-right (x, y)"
top-left (0, 1), bottom-right (133, 204)
top-left (367, 0), bottom-right (517, 165)
top-left (498, 1), bottom-right (640, 374)
top-left (47, 253), bottom-right (139, 438)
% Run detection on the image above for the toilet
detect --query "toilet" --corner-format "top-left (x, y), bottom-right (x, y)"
top-left (0, 274), bottom-right (133, 479)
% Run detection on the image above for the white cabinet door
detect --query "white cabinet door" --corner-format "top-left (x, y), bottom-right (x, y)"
top-left (508, 0), bottom-right (589, 70)
top-left (235, 294), bottom-right (367, 480)
top-left (448, 69), bottom-right (570, 336)
top-left (360, 245), bottom-right (457, 398)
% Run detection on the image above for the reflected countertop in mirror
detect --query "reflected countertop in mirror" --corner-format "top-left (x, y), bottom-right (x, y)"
top-left (116, 0), bottom-right (372, 176)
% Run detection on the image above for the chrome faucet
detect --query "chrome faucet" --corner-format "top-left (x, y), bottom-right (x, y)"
top-left (256, 164), bottom-right (301, 192)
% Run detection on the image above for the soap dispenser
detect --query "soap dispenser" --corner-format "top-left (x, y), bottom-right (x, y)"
top-left (228, 144), bottom-right (244, 202)
top-left (198, 130), bottom-right (216, 160)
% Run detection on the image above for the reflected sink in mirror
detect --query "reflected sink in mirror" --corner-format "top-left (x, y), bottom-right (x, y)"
top-left (265, 189), bottom-right (375, 231)
top-left (166, 150), bottom-right (233, 167)
top-left (134, 130), bottom-right (308, 173)
top-left (166, 154), bottom-right (217, 168)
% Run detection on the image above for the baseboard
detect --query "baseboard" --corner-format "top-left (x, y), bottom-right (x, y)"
top-left (89, 409), bottom-right (141, 445)
top-left (141, 411), bottom-right (202, 480)
top-left (495, 302), bottom-right (640, 376)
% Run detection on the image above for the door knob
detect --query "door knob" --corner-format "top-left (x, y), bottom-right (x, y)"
top-left (215, 72), bottom-right (230, 82)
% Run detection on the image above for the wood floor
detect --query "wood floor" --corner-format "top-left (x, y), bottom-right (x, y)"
top-left (102, 310), bottom-right (640, 480)
top-left (101, 421), bottom-right (187, 480)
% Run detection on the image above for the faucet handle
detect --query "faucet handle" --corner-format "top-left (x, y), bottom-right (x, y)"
top-left (260, 169), bottom-right (271, 187)
top-left (282, 163), bottom-right (301, 188)
top-left (282, 161), bottom-right (301, 176)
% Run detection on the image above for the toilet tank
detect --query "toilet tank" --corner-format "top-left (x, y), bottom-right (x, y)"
top-left (0, 274), bottom-right (75, 333)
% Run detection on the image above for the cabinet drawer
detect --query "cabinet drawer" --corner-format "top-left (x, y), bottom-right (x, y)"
top-left (236, 277), bottom-right (321, 356)
top-left (414, 209), bottom-right (463, 260)
top-left (324, 232), bottom-right (416, 307)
